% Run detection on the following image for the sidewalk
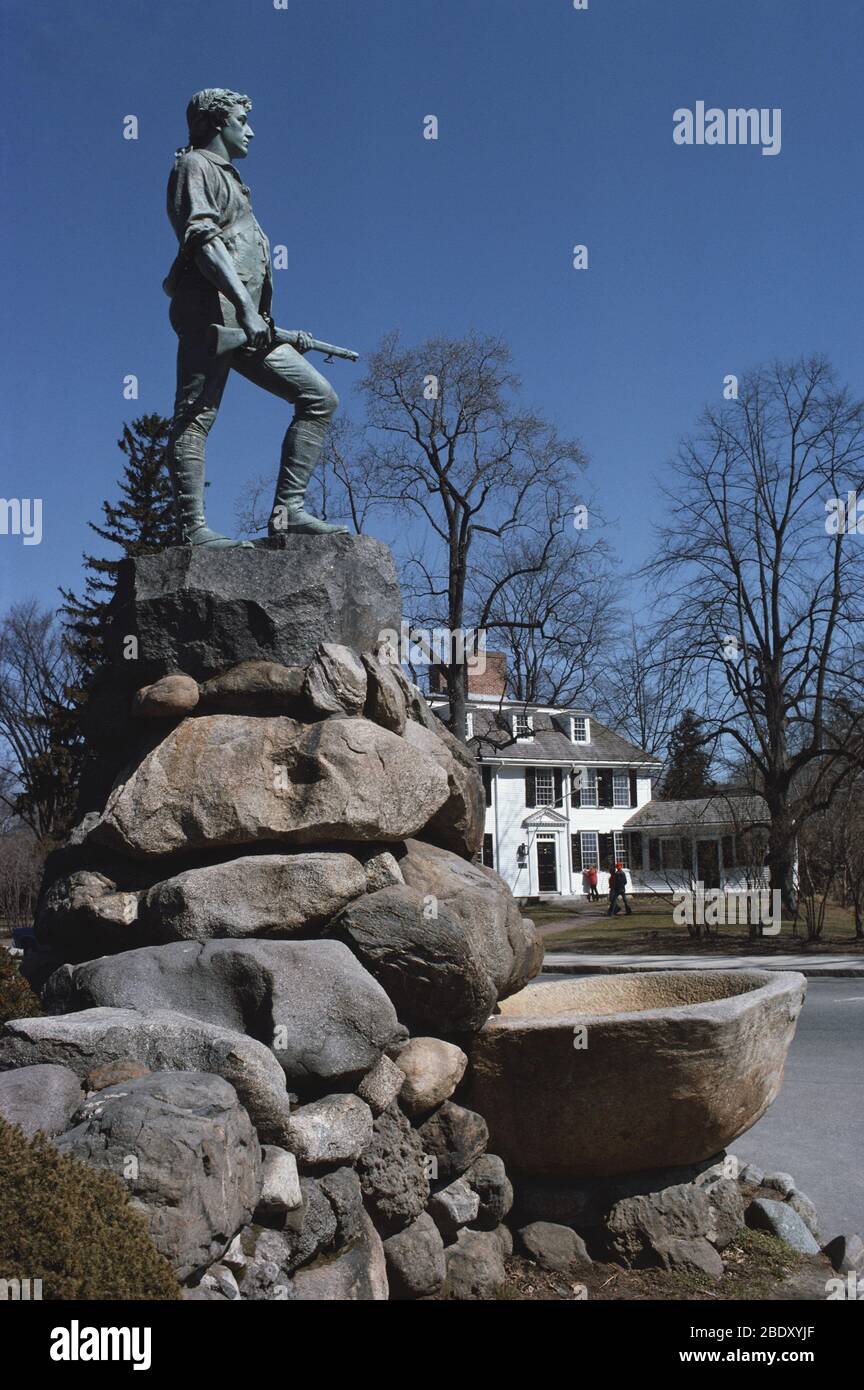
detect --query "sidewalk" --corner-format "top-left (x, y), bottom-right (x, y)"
top-left (542, 951), bottom-right (864, 978)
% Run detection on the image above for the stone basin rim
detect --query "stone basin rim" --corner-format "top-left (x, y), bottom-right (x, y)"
top-left (486, 968), bottom-right (806, 1031)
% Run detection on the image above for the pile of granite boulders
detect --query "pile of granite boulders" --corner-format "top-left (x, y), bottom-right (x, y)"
top-left (0, 538), bottom-right (541, 1300)
top-left (4, 539), bottom-right (857, 1300)
top-left (505, 1154), bottom-right (864, 1291)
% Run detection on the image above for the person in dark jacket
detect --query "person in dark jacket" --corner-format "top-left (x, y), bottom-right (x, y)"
top-left (608, 863), bottom-right (633, 916)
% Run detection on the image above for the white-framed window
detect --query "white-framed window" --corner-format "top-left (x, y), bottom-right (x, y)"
top-left (571, 716), bottom-right (590, 743)
top-left (466, 712), bottom-right (474, 740)
top-left (580, 831), bottom-right (599, 868)
top-left (613, 771), bottom-right (630, 808)
top-left (535, 769), bottom-right (555, 806)
top-left (580, 768), bottom-right (598, 808)
top-left (513, 713), bottom-right (534, 741)
top-left (614, 830), bottom-right (629, 868)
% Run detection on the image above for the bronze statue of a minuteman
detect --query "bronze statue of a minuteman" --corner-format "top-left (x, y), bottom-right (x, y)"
top-left (164, 88), bottom-right (349, 547)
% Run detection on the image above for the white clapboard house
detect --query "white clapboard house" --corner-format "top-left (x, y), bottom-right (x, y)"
top-left (428, 659), bottom-right (770, 901)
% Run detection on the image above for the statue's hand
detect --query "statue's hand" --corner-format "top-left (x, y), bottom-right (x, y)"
top-left (289, 330), bottom-right (314, 354)
top-left (238, 306), bottom-right (272, 350)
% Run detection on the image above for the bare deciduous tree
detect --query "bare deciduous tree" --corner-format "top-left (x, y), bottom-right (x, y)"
top-left (0, 601), bottom-right (83, 843)
top-left (0, 827), bottom-right (44, 933)
top-left (357, 332), bottom-right (588, 738)
top-left (646, 356), bottom-right (864, 909)
top-left (595, 621), bottom-right (689, 757)
top-left (466, 529), bottom-right (614, 708)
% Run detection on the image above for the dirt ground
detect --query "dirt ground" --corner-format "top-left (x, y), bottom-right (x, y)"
top-left (496, 1232), bottom-right (839, 1302)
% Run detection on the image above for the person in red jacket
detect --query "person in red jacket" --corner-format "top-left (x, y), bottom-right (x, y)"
top-left (584, 864), bottom-right (599, 902)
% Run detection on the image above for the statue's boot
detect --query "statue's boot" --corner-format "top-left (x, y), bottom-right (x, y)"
top-left (268, 420), bottom-right (349, 537)
top-left (168, 450), bottom-right (253, 549)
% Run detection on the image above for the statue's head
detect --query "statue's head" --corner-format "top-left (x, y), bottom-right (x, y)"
top-left (184, 88), bottom-right (254, 160)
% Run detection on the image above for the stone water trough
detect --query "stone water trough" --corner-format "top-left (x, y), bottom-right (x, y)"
top-left (464, 970), bottom-right (805, 1179)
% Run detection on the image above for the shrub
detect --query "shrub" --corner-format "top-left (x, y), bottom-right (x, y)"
top-left (0, 950), bottom-right (42, 1025)
top-left (0, 1118), bottom-right (181, 1299)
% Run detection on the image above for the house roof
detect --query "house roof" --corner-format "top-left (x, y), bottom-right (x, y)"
top-left (624, 794), bottom-right (769, 831)
top-left (430, 701), bottom-right (661, 767)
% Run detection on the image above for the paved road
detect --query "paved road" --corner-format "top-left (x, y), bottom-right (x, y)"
top-left (536, 976), bottom-right (864, 1240)
top-left (731, 980), bottom-right (864, 1240)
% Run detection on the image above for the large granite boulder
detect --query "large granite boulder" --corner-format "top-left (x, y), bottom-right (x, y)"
top-left (103, 535), bottom-right (402, 682)
top-left (139, 852), bottom-right (367, 942)
top-left (415, 1102), bottom-right (489, 1182)
top-left (56, 1071), bottom-right (261, 1281)
top-left (35, 869), bottom-right (144, 959)
top-left (605, 1183), bottom-right (715, 1265)
top-left (88, 716), bottom-right (450, 859)
top-left (256, 1145), bottom-right (303, 1225)
top-left (285, 1094), bottom-right (374, 1168)
top-left (443, 1228), bottom-right (507, 1299)
top-left (43, 939), bottom-right (403, 1094)
top-left (465, 1154), bottom-right (514, 1230)
top-left (304, 644), bottom-right (367, 717)
top-left (516, 1221), bottom-right (593, 1274)
top-left (328, 841), bottom-right (541, 1032)
top-left (132, 673), bottom-right (200, 720)
top-left (401, 720), bottom-right (484, 857)
top-left (745, 1199), bottom-right (821, 1255)
top-left (383, 1212), bottom-right (446, 1300)
top-left (357, 1103), bottom-right (431, 1236)
top-left (397, 838), bottom-right (543, 999)
top-left (0, 1008), bottom-right (294, 1144)
top-left (290, 1212), bottom-right (389, 1300)
top-left (361, 651), bottom-right (408, 734)
top-left (240, 1178), bottom-right (339, 1294)
top-left (326, 885), bottom-right (498, 1033)
top-left (0, 1062), bottom-right (83, 1137)
top-left (197, 660), bottom-right (306, 714)
top-left (393, 1036), bottom-right (468, 1119)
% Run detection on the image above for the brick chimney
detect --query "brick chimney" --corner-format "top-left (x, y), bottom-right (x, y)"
top-left (429, 651), bottom-right (508, 698)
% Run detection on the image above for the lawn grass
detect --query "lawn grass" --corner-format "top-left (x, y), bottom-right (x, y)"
top-left (527, 895), bottom-right (864, 956)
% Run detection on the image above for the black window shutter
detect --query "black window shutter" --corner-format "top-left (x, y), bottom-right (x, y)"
top-left (483, 833), bottom-right (495, 868)
top-left (554, 768), bottom-right (563, 807)
top-left (629, 771), bottom-right (638, 807)
top-left (598, 832), bottom-right (614, 869)
top-left (571, 833), bottom-right (582, 872)
top-left (525, 768), bottom-right (536, 808)
top-left (625, 832), bottom-right (640, 868)
top-left (722, 834), bottom-right (734, 869)
top-left (598, 769), bottom-right (613, 808)
top-left (649, 837), bottom-right (661, 871)
top-left (481, 765), bottom-right (492, 808)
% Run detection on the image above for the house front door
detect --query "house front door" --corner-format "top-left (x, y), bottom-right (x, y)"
top-left (696, 839), bottom-right (720, 889)
top-left (537, 836), bottom-right (558, 892)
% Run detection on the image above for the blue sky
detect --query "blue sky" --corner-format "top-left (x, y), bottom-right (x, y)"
top-left (1, 0), bottom-right (861, 616)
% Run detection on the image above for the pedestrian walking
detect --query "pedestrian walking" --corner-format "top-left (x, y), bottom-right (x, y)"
top-left (608, 862), bottom-right (633, 916)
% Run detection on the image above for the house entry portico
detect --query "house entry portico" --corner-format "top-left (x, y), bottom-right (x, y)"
top-left (522, 808), bottom-right (570, 896)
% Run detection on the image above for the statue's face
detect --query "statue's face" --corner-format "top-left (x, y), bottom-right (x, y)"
top-left (220, 105), bottom-right (254, 160)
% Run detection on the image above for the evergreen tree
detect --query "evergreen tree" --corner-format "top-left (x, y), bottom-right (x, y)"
top-left (60, 415), bottom-right (174, 690)
top-left (662, 709), bottom-right (716, 800)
